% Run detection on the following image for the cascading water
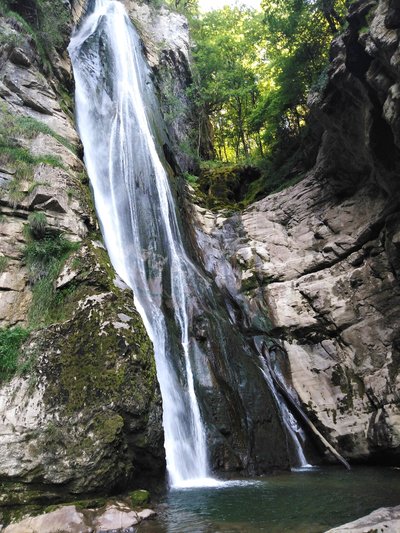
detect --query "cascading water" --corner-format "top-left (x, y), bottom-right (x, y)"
top-left (69, 0), bottom-right (311, 486)
top-left (68, 0), bottom-right (211, 487)
top-left (258, 356), bottom-right (310, 468)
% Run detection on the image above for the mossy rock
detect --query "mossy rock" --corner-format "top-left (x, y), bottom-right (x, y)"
top-left (198, 164), bottom-right (261, 210)
top-left (129, 489), bottom-right (150, 507)
top-left (0, 239), bottom-right (165, 496)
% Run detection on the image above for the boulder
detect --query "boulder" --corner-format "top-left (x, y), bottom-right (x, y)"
top-left (325, 504), bottom-right (400, 532)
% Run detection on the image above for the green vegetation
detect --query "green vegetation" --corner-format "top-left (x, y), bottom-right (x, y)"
top-left (180, 0), bottom-right (350, 201)
top-left (130, 489), bottom-right (150, 507)
top-left (23, 219), bottom-right (79, 328)
top-left (0, 0), bottom-right (70, 66)
top-left (0, 105), bottom-right (65, 206)
top-left (1, 110), bottom-right (76, 153)
top-left (0, 327), bottom-right (30, 383)
top-left (190, 1), bottom-right (348, 162)
top-left (27, 212), bottom-right (47, 239)
top-left (0, 256), bottom-right (8, 272)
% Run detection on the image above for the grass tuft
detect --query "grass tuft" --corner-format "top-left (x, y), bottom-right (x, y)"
top-left (0, 327), bottom-right (30, 383)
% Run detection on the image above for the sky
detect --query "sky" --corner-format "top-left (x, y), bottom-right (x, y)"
top-left (198, 0), bottom-right (261, 12)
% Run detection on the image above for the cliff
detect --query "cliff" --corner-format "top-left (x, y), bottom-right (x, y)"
top-left (0, 0), bottom-right (399, 520)
top-left (0, 0), bottom-right (167, 510)
top-left (191, 0), bottom-right (400, 464)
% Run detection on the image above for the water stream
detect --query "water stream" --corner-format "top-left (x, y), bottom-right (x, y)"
top-left (69, 0), bottom-right (211, 487)
top-left (69, 0), bottom-right (309, 487)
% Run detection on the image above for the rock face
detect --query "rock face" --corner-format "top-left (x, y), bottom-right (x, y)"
top-left (325, 504), bottom-right (400, 533)
top-left (0, 0), bottom-right (164, 510)
top-left (190, 0), bottom-right (400, 464)
top-left (127, 1), bottom-right (202, 173)
top-left (3, 501), bottom-right (157, 533)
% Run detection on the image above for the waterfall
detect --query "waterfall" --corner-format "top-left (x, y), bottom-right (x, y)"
top-left (258, 356), bottom-right (310, 468)
top-left (68, 0), bottom-right (212, 488)
top-left (69, 0), bottom-right (314, 484)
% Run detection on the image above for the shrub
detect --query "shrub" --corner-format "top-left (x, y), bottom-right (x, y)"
top-left (24, 233), bottom-right (78, 283)
top-left (27, 212), bottom-right (47, 239)
top-left (0, 327), bottom-right (30, 383)
top-left (23, 233), bottom-right (79, 327)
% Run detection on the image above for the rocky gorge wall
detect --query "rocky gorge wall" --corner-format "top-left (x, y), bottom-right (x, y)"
top-left (191, 0), bottom-right (400, 465)
top-left (1, 0), bottom-right (399, 522)
top-left (0, 0), bottom-right (177, 511)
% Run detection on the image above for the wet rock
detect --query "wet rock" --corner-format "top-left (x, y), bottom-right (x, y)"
top-left (189, 0), bottom-right (400, 464)
top-left (2, 501), bottom-right (158, 533)
top-left (3, 505), bottom-right (90, 533)
top-left (137, 509), bottom-right (157, 520)
top-left (94, 506), bottom-right (139, 531)
top-left (325, 504), bottom-right (400, 532)
top-left (0, 2), bottom-right (164, 503)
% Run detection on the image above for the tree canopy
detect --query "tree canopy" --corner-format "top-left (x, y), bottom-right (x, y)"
top-left (189, 0), bottom-right (348, 165)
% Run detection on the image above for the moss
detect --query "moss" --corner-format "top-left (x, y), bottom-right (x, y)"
top-left (39, 241), bottom-right (156, 416)
top-left (93, 413), bottom-right (124, 444)
top-left (0, 481), bottom-right (62, 507)
top-left (44, 497), bottom-right (107, 513)
top-left (197, 163), bottom-right (261, 210)
top-left (129, 489), bottom-right (150, 507)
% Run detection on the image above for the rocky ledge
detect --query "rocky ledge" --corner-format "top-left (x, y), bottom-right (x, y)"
top-left (1, 494), bottom-right (157, 533)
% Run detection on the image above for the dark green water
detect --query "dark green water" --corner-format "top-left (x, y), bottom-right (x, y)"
top-left (139, 467), bottom-right (400, 533)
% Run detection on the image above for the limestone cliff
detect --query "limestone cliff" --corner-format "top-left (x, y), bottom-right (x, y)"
top-left (191, 0), bottom-right (400, 464)
top-left (1, 0), bottom-right (399, 521)
top-left (0, 0), bottom-right (166, 509)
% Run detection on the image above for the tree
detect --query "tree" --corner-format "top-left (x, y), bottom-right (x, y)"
top-left (189, 0), bottom-right (348, 165)
top-left (190, 7), bottom-right (266, 161)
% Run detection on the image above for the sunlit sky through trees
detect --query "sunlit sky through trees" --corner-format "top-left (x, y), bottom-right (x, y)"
top-left (198, 0), bottom-right (261, 12)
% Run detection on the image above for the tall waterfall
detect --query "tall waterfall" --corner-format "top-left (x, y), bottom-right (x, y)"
top-left (68, 0), bottom-right (212, 487)
top-left (69, 0), bottom-right (312, 485)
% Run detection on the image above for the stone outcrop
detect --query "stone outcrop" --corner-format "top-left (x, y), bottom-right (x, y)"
top-left (190, 0), bottom-right (400, 465)
top-left (325, 504), bottom-right (400, 532)
top-left (0, 0), bottom-right (164, 513)
top-left (2, 500), bottom-right (157, 533)
top-left (128, 1), bottom-right (201, 172)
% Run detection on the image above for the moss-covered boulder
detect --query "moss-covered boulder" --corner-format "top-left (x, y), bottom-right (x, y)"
top-left (198, 164), bottom-right (261, 210)
top-left (129, 489), bottom-right (150, 507)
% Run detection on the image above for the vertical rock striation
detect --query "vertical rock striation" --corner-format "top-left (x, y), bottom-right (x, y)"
top-left (190, 0), bottom-right (400, 464)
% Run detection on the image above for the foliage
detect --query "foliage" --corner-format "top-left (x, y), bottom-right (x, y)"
top-left (164, 0), bottom-right (199, 16)
top-left (27, 212), bottom-right (47, 239)
top-left (0, 327), bottom-right (30, 383)
top-left (257, 0), bottom-right (347, 148)
top-left (0, 104), bottom-right (75, 153)
top-left (189, 0), bottom-right (348, 193)
top-left (0, 104), bottom-right (65, 206)
top-left (23, 227), bottom-right (79, 328)
top-left (0, 0), bottom-right (70, 68)
top-left (190, 7), bottom-right (265, 162)
top-left (0, 255), bottom-right (8, 272)
top-left (183, 172), bottom-right (199, 185)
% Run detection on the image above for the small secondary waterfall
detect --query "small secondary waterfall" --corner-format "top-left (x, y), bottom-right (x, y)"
top-left (69, 0), bottom-right (211, 487)
top-left (258, 356), bottom-right (309, 468)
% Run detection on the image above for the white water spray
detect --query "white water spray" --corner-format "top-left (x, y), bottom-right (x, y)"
top-left (69, 0), bottom-right (213, 487)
